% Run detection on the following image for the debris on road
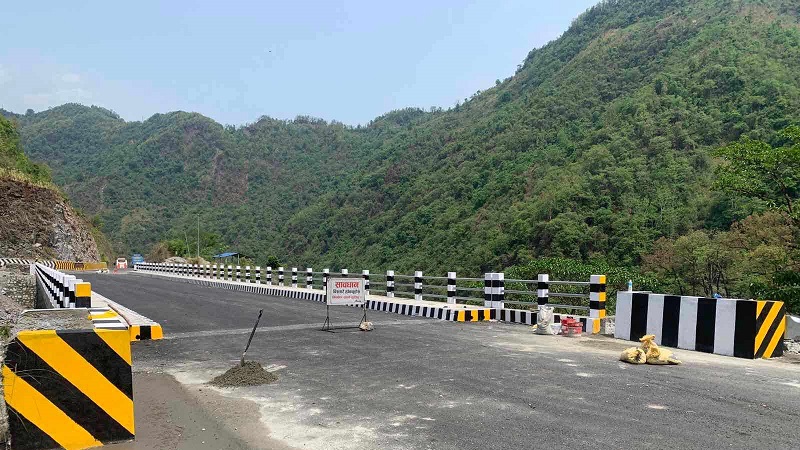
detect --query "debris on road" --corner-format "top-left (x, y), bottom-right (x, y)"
top-left (359, 321), bottom-right (374, 331)
top-left (533, 306), bottom-right (557, 335)
top-left (211, 361), bottom-right (278, 387)
top-left (620, 334), bottom-right (682, 365)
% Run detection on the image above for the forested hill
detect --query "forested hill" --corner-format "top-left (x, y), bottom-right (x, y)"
top-left (5, 0), bottom-right (800, 303)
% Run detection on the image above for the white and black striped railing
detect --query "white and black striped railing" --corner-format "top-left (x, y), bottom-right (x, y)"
top-left (33, 263), bottom-right (91, 309)
top-left (133, 263), bottom-right (605, 314)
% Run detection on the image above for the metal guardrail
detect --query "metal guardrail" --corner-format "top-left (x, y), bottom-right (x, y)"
top-left (134, 262), bottom-right (607, 318)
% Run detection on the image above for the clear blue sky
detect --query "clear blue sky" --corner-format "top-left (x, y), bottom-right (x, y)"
top-left (1, 0), bottom-right (598, 125)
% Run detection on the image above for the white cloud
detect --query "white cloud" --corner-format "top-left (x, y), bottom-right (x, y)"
top-left (61, 73), bottom-right (81, 83)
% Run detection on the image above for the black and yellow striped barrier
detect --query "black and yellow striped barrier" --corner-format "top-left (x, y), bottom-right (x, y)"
top-left (2, 328), bottom-right (134, 449)
top-left (54, 261), bottom-right (108, 271)
top-left (755, 300), bottom-right (786, 359)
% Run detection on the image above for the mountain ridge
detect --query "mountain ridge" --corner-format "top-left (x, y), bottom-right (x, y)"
top-left (4, 0), bottom-right (799, 292)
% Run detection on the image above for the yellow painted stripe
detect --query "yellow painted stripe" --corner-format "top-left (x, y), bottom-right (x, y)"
top-left (75, 283), bottom-right (92, 297)
top-left (597, 309), bottom-right (606, 318)
top-left (756, 300), bottom-right (765, 316)
top-left (597, 292), bottom-right (606, 302)
top-left (762, 316), bottom-right (786, 358)
top-left (3, 366), bottom-right (102, 450)
top-left (471, 310), bottom-right (478, 322)
top-left (592, 320), bottom-right (600, 334)
top-left (755, 303), bottom-right (781, 351)
top-left (151, 325), bottom-right (164, 339)
top-left (90, 311), bottom-right (119, 319)
top-left (457, 310), bottom-right (465, 322)
top-left (95, 329), bottom-right (132, 365)
top-left (18, 331), bottom-right (135, 434)
top-left (598, 275), bottom-right (606, 284)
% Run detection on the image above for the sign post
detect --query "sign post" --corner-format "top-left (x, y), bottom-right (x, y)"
top-left (323, 278), bottom-right (367, 331)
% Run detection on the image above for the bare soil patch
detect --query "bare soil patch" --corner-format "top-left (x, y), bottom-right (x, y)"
top-left (211, 361), bottom-right (278, 387)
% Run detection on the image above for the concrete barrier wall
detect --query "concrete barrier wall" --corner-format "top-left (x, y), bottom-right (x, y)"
top-left (615, 292), bottom-right (786, 359)
top-left (2, 329), bottom-right (134, 449)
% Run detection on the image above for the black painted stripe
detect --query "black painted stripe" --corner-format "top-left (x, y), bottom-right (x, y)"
top-left (6, 404), bottom-right (61, 450)
top-left (590, 283), bottom-right (606, 293)
top-left (630, 293), bottom-right (649, 341)
top-left (55, 330), bottom-right (133, 399)
top-left (756, 304), bottom-right (786, 358)
top-left (5, 339), bottom-right (133, 442)
top-left (661, 295), bottom-right (681, 347)
top-left (733, 300), bottom-right (756, 359)
top-left (695, 298), bottom-right (716, 353)
top-left (756, 302), bottom-right (774, 331)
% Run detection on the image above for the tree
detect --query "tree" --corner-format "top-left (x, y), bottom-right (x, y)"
top-left (713, 126), bottom-right (800, 225)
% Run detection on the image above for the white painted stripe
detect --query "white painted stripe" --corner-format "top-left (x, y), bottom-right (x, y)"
top-left (678, 297), bottom-right (699, 351)
top-left (614, 291), bottom-right (632, 340)
top-left (646, 294), bottom-right (665, 345)
top-left (713, 299), bottom-right (736, 356)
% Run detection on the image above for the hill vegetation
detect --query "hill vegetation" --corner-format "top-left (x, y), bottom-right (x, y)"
top-left (5, 0), bottom-right (800, 311)
top-left (0, 115), bottom-right (113, 260)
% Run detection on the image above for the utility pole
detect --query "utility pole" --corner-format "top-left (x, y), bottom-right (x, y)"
top-left (197, 215), bottom-right (200, 258)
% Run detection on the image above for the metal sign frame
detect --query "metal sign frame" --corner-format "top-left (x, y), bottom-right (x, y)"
top-left (322, 278), bottom-right (368, 331)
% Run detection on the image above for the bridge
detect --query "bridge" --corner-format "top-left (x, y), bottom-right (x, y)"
top-left (0, 260), bottom-right (797, 448)
top-left (75, 268), bottom-right (798, 449)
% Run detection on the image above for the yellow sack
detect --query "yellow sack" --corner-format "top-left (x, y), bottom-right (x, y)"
top-left (620, 347), bottom-right (646, 364)
top-left (638, 334), bottom-right (682, 365)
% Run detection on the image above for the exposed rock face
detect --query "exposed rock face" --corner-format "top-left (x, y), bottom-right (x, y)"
top-left (0, 178), bottom-right (100, 260)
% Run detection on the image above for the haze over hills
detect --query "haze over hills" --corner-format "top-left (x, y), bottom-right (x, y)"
top-left (3, 0), bottom-right (800, 306)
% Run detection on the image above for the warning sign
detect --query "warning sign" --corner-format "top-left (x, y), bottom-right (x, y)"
top-left (327, 278), bottom-right (366, 306)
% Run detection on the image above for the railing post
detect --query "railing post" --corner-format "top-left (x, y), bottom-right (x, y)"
top-left (278, 267), bottom-right (284, 286)
top-left (414, 271), bottom-right (423, 301)
top-left (495, 272), bottom-right (505, 309)
top-left (212, 264), bottom-right (217, 278)
top-left (590, 275), bottom-right (607, 319)
top-left (447, 272), bottom-right (456, 304)
top-left (267, 266), bottom-right (272, 285)
top-left (292, 267), bottom-right (298, 288)
top-left (386, 270), bottom-right (394, 297)
top-left (484, 273), bottom-right (491, 308)
top-left (227, 265), bottom-right (233, 280)
top-left (255, 266), bottom-right (261, 284)
top-left (341, 268), bottom-right (348, 277)
top-left (323, 269), bottom-right (329, 291)
top-left (236, 265), bottom-right (242, 282)
top-left (537, 274), bottom-right (549, 308)
top-left (245, 265), bottom-right (251, 282)
top-left (363, 270), bottom-right (370, 295)
top-left (306, 268), bottom-right (313, 289)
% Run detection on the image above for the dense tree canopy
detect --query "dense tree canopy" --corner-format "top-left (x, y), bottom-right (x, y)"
top-left (5, 0), bottom-right (800, 310)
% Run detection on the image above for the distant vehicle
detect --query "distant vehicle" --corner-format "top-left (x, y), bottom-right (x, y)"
top-left (131, 253), bottom-right (145, 266)
top-left (115, 258), bottom-right (128, 269)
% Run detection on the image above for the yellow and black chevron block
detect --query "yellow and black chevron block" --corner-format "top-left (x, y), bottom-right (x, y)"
top-left (755, 300), bottom-right (786, 359)
top-left (3, 329), bottom-right (134, 449)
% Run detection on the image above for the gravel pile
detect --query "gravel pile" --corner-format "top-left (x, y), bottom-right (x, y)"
top-left (210, 361), bottom-right (278, 387)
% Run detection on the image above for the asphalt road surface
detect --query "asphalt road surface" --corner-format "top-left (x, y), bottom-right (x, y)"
top-left (84, 272), bottom-right (800, 450)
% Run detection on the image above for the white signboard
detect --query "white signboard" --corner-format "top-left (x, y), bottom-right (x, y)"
top-left (327, 278), bottom-right (366, 306)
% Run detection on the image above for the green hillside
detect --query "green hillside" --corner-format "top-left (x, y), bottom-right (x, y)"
top-left (6, 0), bottom-right (800, 308)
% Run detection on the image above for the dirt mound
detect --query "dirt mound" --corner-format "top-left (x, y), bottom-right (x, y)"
top-left (210, 361), bottom-right (278, 387)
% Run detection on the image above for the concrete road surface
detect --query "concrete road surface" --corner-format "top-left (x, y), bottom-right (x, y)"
top-left (83, 272), bottom-right (800, 450)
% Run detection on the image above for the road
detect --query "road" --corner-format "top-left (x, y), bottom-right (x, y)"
top-left (83, 272), bottom-right (800, 450)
